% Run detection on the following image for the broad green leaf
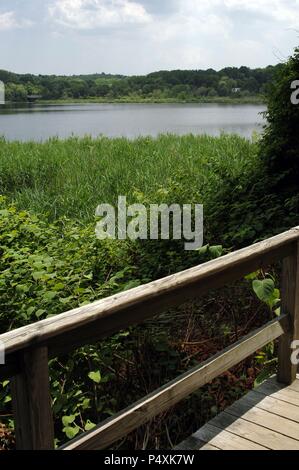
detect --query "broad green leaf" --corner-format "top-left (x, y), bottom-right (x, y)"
top-left (84, 420), bottom-right (96, 431)
top-left (275, 306), bottom-right (281, 317)
top-left (209, 245), bottom-right (223, 258)
top-left (32, 271), bottom-right (46, 281)
top-left (16, 284), bottom-right (29, 293)
top-left (53, 283), bottom-right (65, 291)
top-left (0, 210), bottom-right (9, 217)
top-left (252, 279), bottom-right (275, 304)
top-left (63, 425), bottom-right (80, 439)
top-left (43, 291), bottom-right (57, 302)
top-left (26, 306), bottom-right (35, 317)
top-left (88, 370), bottom-right (101, 384)
top-left (81, 398), bottom-right (91, 410)
top-left (196, 244), bottom-right (209, 255)
top-left (35, 309), bottom-right (46, 318)
top-left (62, 415), bottom-right (76, 427)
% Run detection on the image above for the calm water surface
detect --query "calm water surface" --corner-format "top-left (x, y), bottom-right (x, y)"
top-left (0, 103), bottom-right (266, 141)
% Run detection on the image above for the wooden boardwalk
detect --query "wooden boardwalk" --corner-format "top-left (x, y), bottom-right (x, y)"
top-left (177, 376), bottom-right (299, 450)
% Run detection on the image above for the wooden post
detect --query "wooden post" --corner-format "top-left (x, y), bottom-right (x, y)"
top-left (11, 345), bottom-right (54, 449)
top-left (278, 242), bottom-right (299, 384)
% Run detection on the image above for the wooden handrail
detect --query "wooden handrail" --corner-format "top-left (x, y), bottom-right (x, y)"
top-left (1, 226), bottom-right (299, 373)
top-left (62, 315), bottom-right (288, 450)
top-left (0, 226), bottom-right (299, 449)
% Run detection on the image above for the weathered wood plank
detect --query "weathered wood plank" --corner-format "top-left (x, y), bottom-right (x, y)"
top-left (10, 346), bottom-right (54, 450)
top-left (1, 227), bottom-right (298, 363)
top-left (257, 376), bottom-right (299, 393)
top-left (278, 242), bottom-right (299, 384)
top-left (176, 423), bottom-right (268, 450)
top-left (254, 379), bottom-right (299, 407)
top-left (262, 375), bottom-right (299, 392)
top-left (62, 317), bottom-right (286, 450)
top-left (177, 377), bottom-right (299, 450)
top-left (244, 391), bottom-right (299, 422)
top-left (175, 434), bottom-right (220, 450)
top-left (198, 442), bottom-right (220, 450)
top-left (288, 377), bottom-right (299, 392)
top-left (225, 396), bottom-right (299, 441)
top-left (209, 411), bottom-right (299, 449)
top-left (256, 387), bottom-right (299, 407)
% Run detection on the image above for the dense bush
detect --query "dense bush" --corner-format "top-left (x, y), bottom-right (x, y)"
top-left (260, 48), bottom-right (299, 191)
top-left (206, 48), bottom-right (299, 246)
top-left (0, 197), bottom-right (139, 330)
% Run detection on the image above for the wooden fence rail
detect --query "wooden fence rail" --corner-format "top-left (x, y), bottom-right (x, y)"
top-left (1, 226), bottom-right (299, 449)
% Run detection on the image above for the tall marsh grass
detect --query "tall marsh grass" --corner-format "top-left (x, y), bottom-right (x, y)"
top-left (0, 134), bottom-right (259, 221)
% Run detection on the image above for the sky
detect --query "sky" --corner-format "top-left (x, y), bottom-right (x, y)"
top-left (0, 0), bottom-right (298, 75)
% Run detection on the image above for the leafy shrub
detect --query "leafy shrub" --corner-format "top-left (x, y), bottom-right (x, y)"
top-left (0, 196), bottom-right (141, 331)
top-left (0, 197), bottom-right (229, 447)
top-left (260, 47), bottom-right (299, 190)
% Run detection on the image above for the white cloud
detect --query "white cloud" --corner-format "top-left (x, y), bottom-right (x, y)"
top-left (178, 0), bottom-right (299, 28)
top-left (0, 11), bottom-right (17, 30)
top-left (136, 0), bottom-right (299, 71)
top-left (0, 11), bottom-right (33, 31)
top-left (49, 0), bottom-right (151, 29)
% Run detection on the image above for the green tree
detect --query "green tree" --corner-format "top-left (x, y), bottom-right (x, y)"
top-left (217, 76), bottom-right (236, 96)
top-left (260, 47), bottom-right (299, 191)
top-left (5, 83), bottom-right (27, 101)
top-left (96, 83), bottom-right (110, 97)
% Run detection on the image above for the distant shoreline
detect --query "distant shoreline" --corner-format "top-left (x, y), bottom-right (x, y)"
top-left (4, 96), bottom-right (266, 106)
top-left (40, 96), bottom-right (266, 105)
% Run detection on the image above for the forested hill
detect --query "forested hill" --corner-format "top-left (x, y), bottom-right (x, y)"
top-left (0, 65), bottom-right (282, 102)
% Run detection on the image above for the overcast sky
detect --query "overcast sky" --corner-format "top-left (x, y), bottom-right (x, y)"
top-left (0, 0), bottom-right (298, 75)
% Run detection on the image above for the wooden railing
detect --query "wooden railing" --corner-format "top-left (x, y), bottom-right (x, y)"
top-left (1, 227), bottom-right (299, 450)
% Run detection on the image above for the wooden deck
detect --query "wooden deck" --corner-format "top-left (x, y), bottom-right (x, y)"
top-left (177, 375), bottom-right (299, 450)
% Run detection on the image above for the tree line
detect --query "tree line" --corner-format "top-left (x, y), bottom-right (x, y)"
top-left (0, 65), bottom-right (282, 102)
